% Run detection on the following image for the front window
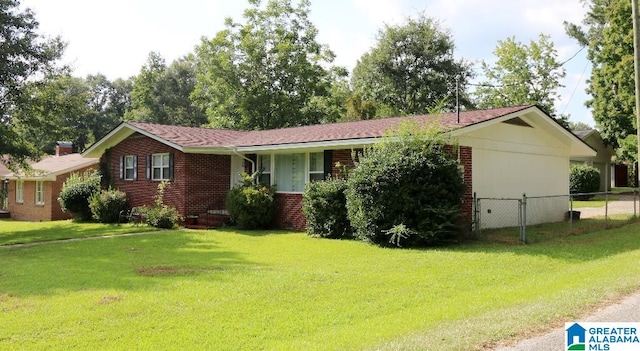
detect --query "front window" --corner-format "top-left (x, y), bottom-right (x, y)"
top-left (152, 153), bottom-right (170, 180)
top-left (258, 154), bottom-right (271, 185)
top-left (16, 180), bottom-right (23, 203)
top-left (275, 153), bottom-right (305, 192)
top-left (124, 155), bottom-right (136, 180)
top-left (35, 181), bottom-right (44, 205)
top-left (309, 152), bottom-right (324, 182)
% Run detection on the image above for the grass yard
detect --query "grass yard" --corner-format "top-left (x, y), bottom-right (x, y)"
top-left (1, 223), bottom-right (640, 350)
top-left (0, 219), bottom-right (157, 246)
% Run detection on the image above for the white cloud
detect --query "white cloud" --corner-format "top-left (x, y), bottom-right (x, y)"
top-left (353, 0), bottom-right (405, 26)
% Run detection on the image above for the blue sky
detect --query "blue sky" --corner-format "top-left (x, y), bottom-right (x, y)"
top-left (21, 0), bottom-right (593, 126)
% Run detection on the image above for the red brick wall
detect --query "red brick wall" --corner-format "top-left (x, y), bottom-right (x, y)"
top-left (330, 148), bottom-right (361, 177)
top-left (8, 180), bottom-right (45, 221)
top-left (184, 153), bottom-right (231, 215)
top-left (50, 165), bottom-right (98, 221)
top-left (106, 134), bottom-right (231, 218)
top-left (459, 146), bottom-right (473, 228)
top-left (7, 163), bottom-right (97, 222)
top-left (275, 193), bottom-right (305, 230)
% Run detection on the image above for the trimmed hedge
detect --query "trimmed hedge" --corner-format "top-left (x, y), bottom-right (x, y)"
top-left (345, 125), bottom-right (465, 247)
top-left (58, 170), bottom-right (101, 221)
top-left (570, 164), bottom-right (600, 200)
top-left (226, 173), bottom-right (277, 229)
top-left (89, 188), bottom-right (128, 223)
top-left (302, 177), bottom-right (352, 239)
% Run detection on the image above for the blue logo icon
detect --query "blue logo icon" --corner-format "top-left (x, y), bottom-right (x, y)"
top-left (566, 323), bottom-right (586, 350)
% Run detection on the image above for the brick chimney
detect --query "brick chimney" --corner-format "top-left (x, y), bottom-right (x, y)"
top-left (55, 141), bottom-right (73, 156)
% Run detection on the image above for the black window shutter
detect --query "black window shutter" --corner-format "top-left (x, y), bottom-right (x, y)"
top-left (119, 156), bottom-right (124, 179)
top-left (133, 155), bottom-right (138, 180)
top-left (323, 150), bottom-right (333, 180)
top-left (146, 155), bottom-right (151, 180)
top-left (168, 153), bottom-right (174, 180)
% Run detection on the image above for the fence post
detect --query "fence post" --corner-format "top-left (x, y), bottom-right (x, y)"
top-left (633, 189), bottom-right (638, 218)
top-left (521, 193), bottom-right (527, 244)
top-left (473, 192), bottom-right (479, 238)
top-left (569, 194), bottom-right (573, 232)
top-left (605, 191), bottom-right (609, 229)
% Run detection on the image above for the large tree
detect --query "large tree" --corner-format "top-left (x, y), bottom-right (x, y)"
top-left (565, 0), bottom-right (635, 149)
top-left (85, 74), bottom-right (132, 141)
top-left (351, 15), bottom-right (473, 117)
top-left (192, 0), bottom-right (339, 130)
top-left (126, 52), bottom-right (206, 126)
top-left (13, 74), bottom-right (92, 153)
top-left (0, 0), bottom-right (65, 168)
top-left (473, 34), bottom-right (568, 127)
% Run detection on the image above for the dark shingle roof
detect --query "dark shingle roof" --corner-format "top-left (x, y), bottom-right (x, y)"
top-left (128, 105), bottom-right (531, 149)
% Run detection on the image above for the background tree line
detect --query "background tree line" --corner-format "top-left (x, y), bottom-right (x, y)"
top-left (2, 0), bottom-right (617, 171)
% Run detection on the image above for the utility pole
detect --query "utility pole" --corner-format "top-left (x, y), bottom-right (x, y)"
top-left (632, 0), bottom-right (640, 186)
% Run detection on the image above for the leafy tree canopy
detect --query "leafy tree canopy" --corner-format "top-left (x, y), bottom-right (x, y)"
top-left (565, 0), bottom-right (635, 147)
top-left (351, 14), bottom-right (473, 117)
top-left (0, 0), bottom-right (65, 169)
top-left (473, 34), bottom-right (568, 127)
top-left (192, 0), bottom-right (341, 130)
top-left (126, 52), bottom-right (206, 126)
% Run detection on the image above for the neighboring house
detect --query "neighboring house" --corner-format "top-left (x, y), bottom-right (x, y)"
top-left (571, 129), bottom-right (615, 191)
top-left (5, 143), bottom-right (99, 221)
top-left (83, 105), bottom-right (595, 230)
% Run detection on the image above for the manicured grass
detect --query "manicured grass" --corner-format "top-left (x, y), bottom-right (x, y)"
top-left (482, 216), bottom-right (639, 244)
top-left (571, 195), bottom-right (619, 209)
top-left (0, 219), bottom-right (158, 246)
top-left (1, 225), bottom-right (640, 350)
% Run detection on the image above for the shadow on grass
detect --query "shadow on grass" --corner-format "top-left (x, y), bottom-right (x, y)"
top-left (455, 217), bottom-right (640, 262)
top-left (0, 230), bottom-right (258, 297)
top-left (0, 219), bottom-right (157, 246)
top-left (215, 227), bottom-right (301, 237)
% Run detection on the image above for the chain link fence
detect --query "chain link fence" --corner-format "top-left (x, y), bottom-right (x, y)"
top-left (473, 190), bottom-right (640, 243)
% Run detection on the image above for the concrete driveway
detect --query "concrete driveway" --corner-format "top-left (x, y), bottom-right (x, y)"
top-left (492, 289), bottom-right (640, 350)
top-left (577, 194), bottom-right (638, 219)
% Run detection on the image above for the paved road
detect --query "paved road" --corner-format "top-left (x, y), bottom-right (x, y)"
top-left (493, 290), bottom-right (640, 350)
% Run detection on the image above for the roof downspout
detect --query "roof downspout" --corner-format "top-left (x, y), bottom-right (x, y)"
top-left (231, 148), bottom-right (255, 175)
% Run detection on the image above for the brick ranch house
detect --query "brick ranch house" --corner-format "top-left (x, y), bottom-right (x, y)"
top-left (83, 105), bottom-right (595, 230)
top-left (5, 142), bottom-right (99, 221)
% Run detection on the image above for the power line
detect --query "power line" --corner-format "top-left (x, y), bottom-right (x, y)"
top-left (561, 60), bottom-right (589, 115)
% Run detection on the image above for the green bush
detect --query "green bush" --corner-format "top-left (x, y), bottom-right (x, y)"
top-left (345, 122), bottom-right (465, 247)
top-left (226, 173), bottom-right (276, 229)
top-left (570, 164), bottom-right (600, 200)
top-left (140, 181), bottom-right (182, 229)
top-left (302, 177), bottom-right (352, 239)
top-left (141, 205), bottom-right (182, 229)
top-left (58, 170), bottom-right (101, 221)
top-left (89, 188), bottom-right (128, 223)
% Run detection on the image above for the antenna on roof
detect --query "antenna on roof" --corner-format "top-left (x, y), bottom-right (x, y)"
top-left (455, 75), bottom-right (460, 123)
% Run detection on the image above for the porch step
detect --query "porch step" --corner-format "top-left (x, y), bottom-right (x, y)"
top-left (0, 211), bottom-right (10, 219)
top-left (184, 213), bottom-right (230, 230)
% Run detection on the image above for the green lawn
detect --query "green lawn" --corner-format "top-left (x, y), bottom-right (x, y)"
top-left (0, 219), bottom-right (157, 246)
top-left (1, 223), bottom-right (640, 350)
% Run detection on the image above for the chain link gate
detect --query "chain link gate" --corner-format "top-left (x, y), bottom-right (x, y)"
top-left (474, 193), bottom-right (527, 243)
